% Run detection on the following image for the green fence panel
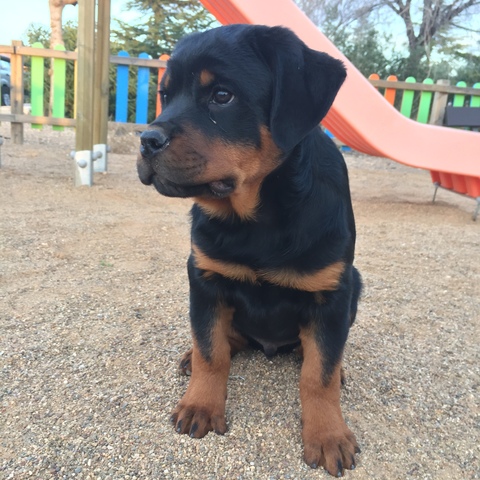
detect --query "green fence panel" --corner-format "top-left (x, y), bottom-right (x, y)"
top-left (470, 83), bottom-right (480, 107)
top-left (30, 42), bottom-right (45, 129)
top-left (400, 76), bottom-right (416, 118)
top-left (453, 81), bottom-right (467, 107)
top-left (416, 78), bottom-right (434, 123)
top-left (52, 44), bottom-right (66, 131)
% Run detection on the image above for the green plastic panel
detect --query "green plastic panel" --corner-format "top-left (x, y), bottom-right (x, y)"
top-left (52, 45), bottom-right (66, 131)
top-left (30, 42), bottom-right (44, 129)
top-left (453, 81), bottom-right (467, 107)
top-left (416, 78), bottom-right (434, 124)
top-left (470, 83), bottom-right (480, 108)
top-left (400, 77), bottom-right (416, 118)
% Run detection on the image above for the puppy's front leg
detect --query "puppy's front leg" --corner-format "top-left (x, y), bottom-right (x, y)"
top-left (299, 322), bottom-right (359, 477)
top-left (171, 281), bottom-right (233, 438)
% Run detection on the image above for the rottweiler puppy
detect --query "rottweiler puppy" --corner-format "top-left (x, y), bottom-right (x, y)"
top-left (137, 24), bottom-right (362, 477)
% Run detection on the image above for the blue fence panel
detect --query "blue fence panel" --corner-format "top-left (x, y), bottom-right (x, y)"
top-left (136, 52), bottom-right (150, 124)
top-left (115, 50), bottom-right (129, 122)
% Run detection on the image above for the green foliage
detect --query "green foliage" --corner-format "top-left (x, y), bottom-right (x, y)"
top-left (25, 24), bottom-right (50, 47)
top-left (307, 8), bottom-right (403, 78)
top-left (111, 0), bottom-right (218, 57)
top-left (453, 42), bottom-right (480, 85)
top-left (339, 28), bottom-right (398, 78)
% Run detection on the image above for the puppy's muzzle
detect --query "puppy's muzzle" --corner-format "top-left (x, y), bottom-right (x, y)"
top-left (140, 128), bottom-right (170, 159)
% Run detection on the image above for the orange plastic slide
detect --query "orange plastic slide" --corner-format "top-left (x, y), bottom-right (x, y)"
top-left (200, 0), bottom-right (480, 198)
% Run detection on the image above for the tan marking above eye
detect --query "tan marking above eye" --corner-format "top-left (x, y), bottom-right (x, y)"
top-left (192, 243), bottom-right (345, 292)
top-left (199, 70), bottom-right (215, 86)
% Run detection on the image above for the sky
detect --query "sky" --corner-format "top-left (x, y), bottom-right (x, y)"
top-left (0, 0), bottom-right (137, 45)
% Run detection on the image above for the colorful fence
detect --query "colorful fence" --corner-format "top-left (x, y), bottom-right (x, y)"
top-left (113, 51), bottom-right (169, 124)
top-left (368, 74), bottom-right (480, 127)
top-left (2, 41), bottom-right (480, 132)
top-left (0, 42), bottom-right (168, 132)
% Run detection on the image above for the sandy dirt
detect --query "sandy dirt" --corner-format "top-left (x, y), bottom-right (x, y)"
top-left (0, 124), bottom-right (479, 479)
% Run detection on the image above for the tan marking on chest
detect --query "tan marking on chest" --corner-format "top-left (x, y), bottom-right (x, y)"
top-left (259, 262), bottom-right (345, 292)
top-left (192, 244), bottom-right (258, 284)
top-left (192, 244), bottom-right (345, 292)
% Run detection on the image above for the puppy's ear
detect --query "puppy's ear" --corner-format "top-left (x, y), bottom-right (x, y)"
top-left (256, 27), bottom-right (346, 152)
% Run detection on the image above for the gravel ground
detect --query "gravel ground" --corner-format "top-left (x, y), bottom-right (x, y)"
top-left (0, 124), bottom-right (479, 479)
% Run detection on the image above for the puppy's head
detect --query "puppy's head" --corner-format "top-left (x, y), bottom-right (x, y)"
top-left (137, 25), bottom-right (346, 219)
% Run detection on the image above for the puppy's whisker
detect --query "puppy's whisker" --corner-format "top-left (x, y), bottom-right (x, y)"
top-left (208, 111), bottom-right (228, 133)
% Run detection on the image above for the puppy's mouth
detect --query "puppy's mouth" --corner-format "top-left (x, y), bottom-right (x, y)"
top-left (137, 153), bottom-right (235, 198)
top-left (145, 173), bottom-right (235, 199)
top-left (208, 179), bottom-right (235, 197)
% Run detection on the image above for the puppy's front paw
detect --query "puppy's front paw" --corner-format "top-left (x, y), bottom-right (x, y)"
top-left (303, 425), bottom-right (360, 477)
top-left (171, 400), bottom-right (227, 438)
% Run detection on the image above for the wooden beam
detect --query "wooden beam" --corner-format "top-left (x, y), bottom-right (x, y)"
top-left (15, 45), bottom-right (77, 60)
top-left (110, 55), bottom-right (167, 68)
top-left (0, 113), bottom-right (76, 126)
top-left (1, 45), bottom-right (168, 69)
top-left (0, 46), bottom-right (15, 54)
top-left (369, 79), bottom-right (480, 96)
top-left (0, 116), bottom-right (149, 128)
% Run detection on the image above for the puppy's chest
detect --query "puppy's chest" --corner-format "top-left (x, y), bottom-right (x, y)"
top-left (230, 283), bottom-right (306, 354)
top-left (192, 243), bottom-right (345, 293)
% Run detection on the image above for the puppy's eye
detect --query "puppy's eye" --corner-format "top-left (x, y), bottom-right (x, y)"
top-left (211, 89), bottom-right (234, 105)
top-left (159, 90), bottom-right (168, 104)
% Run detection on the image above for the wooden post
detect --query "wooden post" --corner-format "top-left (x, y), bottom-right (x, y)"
top-left (93, 0), bottom-right (110, 147)
top-left (92, 0), bottom-right (111, 173)
top-left (75, 0), bottom-right (96, 185)
top-left (10, 40), bottom-right (24, 144)
top-left (429, 79), bottom-right (450, 125)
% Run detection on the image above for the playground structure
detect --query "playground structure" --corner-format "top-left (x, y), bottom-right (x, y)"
top-left (0, 1), bottom-right (112, 186)
top-left (0, 0), bottom-right (479, 216)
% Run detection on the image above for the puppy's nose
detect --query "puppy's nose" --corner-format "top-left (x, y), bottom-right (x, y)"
top-left (140, 128), bottom-right (170, 159)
